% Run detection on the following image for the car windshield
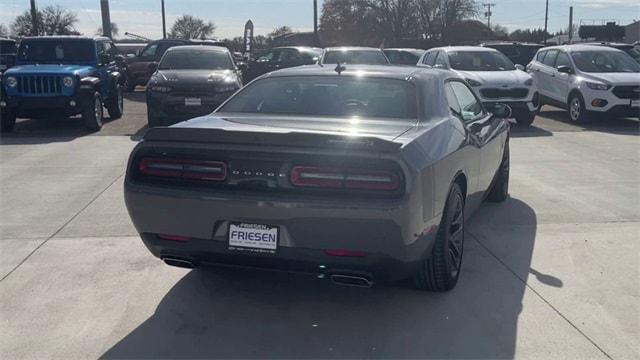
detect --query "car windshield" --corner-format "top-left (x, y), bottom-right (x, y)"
top-left (571, 50), bottom-right (640, 73)
top-left (448, 51), bottom-right (516, 71)
top-left (220, 76), bottom-right (417, 119)
top-left (17, 40), bottom-right (95, 63)
top-left (159, 49), bottom-right (233, 70)
top-left (323, 50), bottom-right (389, 65)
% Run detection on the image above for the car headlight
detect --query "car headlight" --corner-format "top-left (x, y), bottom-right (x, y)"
top-left (62, 76), bottom-right (74, 87)
top-left (6, 76), bottom-right (17, 87)
top-left (524, 78), bottom-right (533, 86)
top-left (585, 81), bottom-right (611, 91)
top-left (465, 78), bottom-right (482, 87)
top-left (148, 85), bottom-right (172, 93)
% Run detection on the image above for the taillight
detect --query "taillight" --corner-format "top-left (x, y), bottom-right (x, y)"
top-left (139, 158), bottom-right (227, 181)
top-left (290, 166), bottom-right (400, 191)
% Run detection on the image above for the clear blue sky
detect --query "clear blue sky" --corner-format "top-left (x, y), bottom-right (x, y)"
top-left (1, 0), bottom-right (638, 39)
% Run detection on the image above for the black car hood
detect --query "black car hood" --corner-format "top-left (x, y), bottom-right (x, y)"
top-left (155, 69), bottom-right (235, 84)
top-left (173, 113), bottom-right (416, 141)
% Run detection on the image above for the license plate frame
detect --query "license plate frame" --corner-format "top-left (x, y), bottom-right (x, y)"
top-left (184, 97), bottom-right (202, 106)
top-left (228, 222), bottom-right (279, 254)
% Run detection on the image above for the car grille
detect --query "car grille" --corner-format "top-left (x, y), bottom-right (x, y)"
top-left (480, 88), bottom-right (529, 99)
top-left (16, 75), bottom-right (64, 96)
top-left (612, 85), bottom-right (640, 100)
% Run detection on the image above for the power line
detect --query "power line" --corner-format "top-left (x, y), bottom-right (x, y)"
top-left (482, 3), bottom-right (496, 29)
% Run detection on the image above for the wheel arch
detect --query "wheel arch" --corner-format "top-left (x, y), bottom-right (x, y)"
top-left (452, 170), bottom-right (467, 202)
top-left (567, 88), bottom-right (583, 106)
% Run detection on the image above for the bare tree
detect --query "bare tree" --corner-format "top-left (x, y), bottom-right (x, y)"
top-left (168, 15), bottom-right (215, 40)
top-left (11, 5), bottom-right (79, 37)
top-left (320, 0), bottom-right (478, 46)
top-left (96, 22), bottom-right (119, 38)
top-left (268, 26), bottom-right (293, 39)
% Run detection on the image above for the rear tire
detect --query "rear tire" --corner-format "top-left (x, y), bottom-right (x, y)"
top-left (1, 110), bottom-right (17, 132)
top-left (414, 183), bottom-right (465, 292)
top-left (106, 85), bottom-right (124, 119)
top-left (123, 73), bottom-right (136, 92)
top-left (514, 111), bottom-right (535, 126)
top-left (486, 141), bottom-right (510, 202)
top-left (82, 92), bottom-right (104, 131)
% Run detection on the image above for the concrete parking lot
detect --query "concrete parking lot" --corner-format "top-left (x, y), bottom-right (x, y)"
top-left (1, 94), bottom-right (638, 359)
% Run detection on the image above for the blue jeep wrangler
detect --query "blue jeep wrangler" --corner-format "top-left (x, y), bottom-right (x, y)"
top-left (1, 36), bottom-right (124, 132)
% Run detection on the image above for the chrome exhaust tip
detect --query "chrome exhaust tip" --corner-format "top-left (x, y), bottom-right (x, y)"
top-left (162, 257), bottom-right (194, 269)
top-left (330, 274), bottom-right (373, 288)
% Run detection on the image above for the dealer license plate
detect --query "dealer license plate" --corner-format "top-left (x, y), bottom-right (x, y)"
top-left (228, 222), bottom-right (279, 253)
top-left (184, 97), bottom-right (201, 106)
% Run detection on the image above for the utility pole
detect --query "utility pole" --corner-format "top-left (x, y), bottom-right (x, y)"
top-left (313, 0), bottom-right (318, 45)
top-left (161, 0), bottom-right (167, 39)
top-left (544, 0), bottom-right (549, 44)
top-left (568, 6), bottom-right (574, 44)
top-left (483, 3), bottom-right (496, 30)
top-left (30, 0), bottom-right (38, 36)
top-left (100, 0), bottom-right (112, 38)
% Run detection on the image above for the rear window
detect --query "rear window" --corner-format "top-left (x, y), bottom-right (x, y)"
top-left (323, 50), bottom-right (389, 65)
top-left (159, 49), bottom-right (233, 70)
top-left (220, 76), bottom-right (417, 119)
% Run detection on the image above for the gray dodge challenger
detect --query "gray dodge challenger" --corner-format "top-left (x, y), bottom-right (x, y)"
top-left (124, 65), bottom-right (511, 291)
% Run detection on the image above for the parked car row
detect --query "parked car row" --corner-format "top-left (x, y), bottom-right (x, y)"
top-left (2, 36), bottom-right (638, 133)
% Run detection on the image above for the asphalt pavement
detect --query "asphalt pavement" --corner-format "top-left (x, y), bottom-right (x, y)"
top-left (0, 94), bottom-right (638, 359)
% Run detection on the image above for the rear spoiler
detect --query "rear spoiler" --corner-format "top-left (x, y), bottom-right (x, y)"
top-left (143, 127), bottom-right (403, 153)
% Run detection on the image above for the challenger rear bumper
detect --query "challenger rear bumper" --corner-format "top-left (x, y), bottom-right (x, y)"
top-left (124, 182), bottom-right (440, 282)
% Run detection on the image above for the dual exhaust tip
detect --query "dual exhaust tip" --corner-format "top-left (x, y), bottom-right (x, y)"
top-left (162, 257), bottom-right (373, 288)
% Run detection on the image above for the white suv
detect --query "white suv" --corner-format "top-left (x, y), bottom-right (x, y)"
top-left (417, 46), bottom-right (538, 125)
top-left (527, 44), bottom-right (640, 122)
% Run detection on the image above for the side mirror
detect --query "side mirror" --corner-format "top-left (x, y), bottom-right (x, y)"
top-left (147, 62), bottom-right (158, 71)
top-left (557, 65), bottom-right (573, 74)
top-left (488, 103), bottom-right (512, 119)
top-left (114, 54), bottom-right (125, 63)
top-left (515, 64), bottom-right (525, 71)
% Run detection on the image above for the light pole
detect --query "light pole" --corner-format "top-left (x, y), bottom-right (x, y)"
top-left (161, 0), bottom-right (167, 39)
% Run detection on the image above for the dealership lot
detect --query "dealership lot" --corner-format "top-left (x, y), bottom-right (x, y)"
top-left (0, 97), bottom-right (638, 358)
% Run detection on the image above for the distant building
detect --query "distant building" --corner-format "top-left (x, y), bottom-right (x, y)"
top-left (270, 32), bottom-right (321, 47)
top-left (625, 21), bottom-right (639, 43)
top-left (545, 34), bottom-right (583, 45)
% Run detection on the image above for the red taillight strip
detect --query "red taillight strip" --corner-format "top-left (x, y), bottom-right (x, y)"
top-left (139, 158), bottom-right (227, 181)
top-left (325, 249), bottom-right (368, 257)
top-left (291, 166), bottom-right (400, 191)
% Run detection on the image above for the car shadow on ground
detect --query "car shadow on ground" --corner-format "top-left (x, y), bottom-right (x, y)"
top-left (541, 109), bottom-right (639, 135)
top-left (124, 89), bottom-right (146, 103)
top-left (101, 198), bottom-right (544, 359)
top-left (0, 115), bottom-right (122, 145)
top-left (509, 122), bottom-right (553, 138)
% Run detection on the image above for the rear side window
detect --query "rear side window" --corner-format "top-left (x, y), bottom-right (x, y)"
top-left (422, 51), bottom-right (437, 66)
top-left (542, 50), bottom-right (558, 67)
top-left (220, 76), bottom-right (417, 119)
top-left (555, 52), bottom-right (571, 68)
top-left (536, 51), bottom-right (546, 62)
top-left (434, 52), bottom-right (447, 67)
top-left (446, 81), bottom-right (484, 123)
top-left (141, 44), bottom-right (158, 58)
